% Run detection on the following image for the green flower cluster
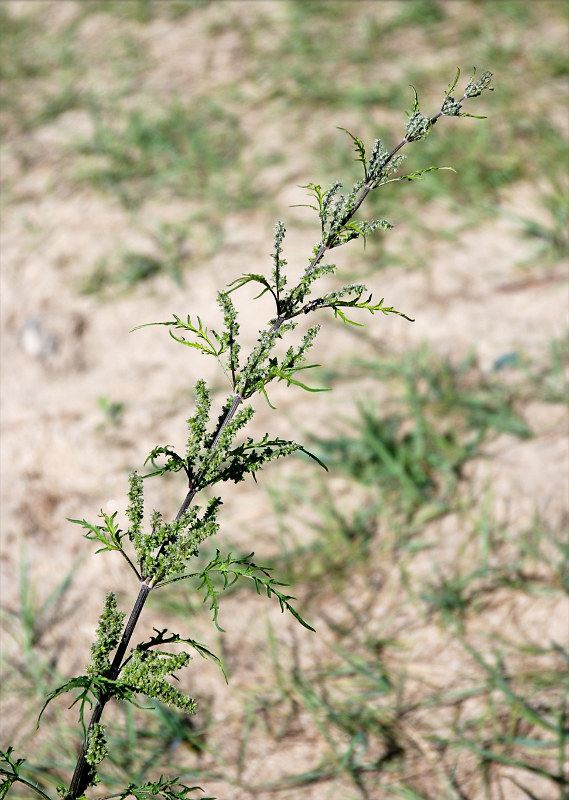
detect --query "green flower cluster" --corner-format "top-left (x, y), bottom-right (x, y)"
top-left (88, 593), bottom-right (125, 678)
top-left (85, 723), bottom-right (107, 768)
top-left (465, 69), bottom-right (493, 97)
top-left (126, 471), bottom-right (220, 582)
top-left (121, 649), bottom-right (196, 714)
top-left (405, 90), bottom-right (433, 143)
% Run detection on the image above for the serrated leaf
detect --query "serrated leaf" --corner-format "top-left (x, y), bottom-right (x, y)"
top-left (337, 127), bottom-right (368, 180)
top-left (227, 272), bottom-right (273, 299)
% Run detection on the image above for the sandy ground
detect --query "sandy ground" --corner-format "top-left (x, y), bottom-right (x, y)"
top-left (1, 2), bottom-right (568, 799)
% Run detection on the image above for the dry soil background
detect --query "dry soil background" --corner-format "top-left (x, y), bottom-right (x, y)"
top-left (1, 2), bottom-right (568, 799)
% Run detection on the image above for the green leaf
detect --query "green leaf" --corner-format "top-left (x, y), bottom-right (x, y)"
top-left (0, 748), bottom-right (52, 800)
top-left (67, 516), bottom-right (105, 541)
top-left (294, 182), bottom-right (325, 214)
top-left (68, 514), bottom-right (122, 553)
top-left (68, 513), bottom-right (140, 578)
top-left (133, 315), bottom-right (226, 359)
top-left (399, 165), bottom-right (455, 181)
top-left (275, 363), bottom-right (330, 393)
top-left (142, 445), bottom-right (187, 478)
top-left (37, 676), bottom-right (96, 733)
top-left (38, 674), bottom-right (138, 736)
top-left (197, 551), bottom-right (315, 632)
top-left (137, 627), bottom-right (227, 682)
top-left (107, 775), bottom-right (215, 800)
top-left (226, 272), bottom-right (274, 300)
top-left (337, 127), bottom-right (368, 179)
top-left (340, 295), bottom-right (413, 322)
top-left (446, 66), bottom-right (462, 96)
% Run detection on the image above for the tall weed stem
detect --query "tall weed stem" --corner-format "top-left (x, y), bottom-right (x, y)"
top-left (0, 68), bottom-right (493, 800)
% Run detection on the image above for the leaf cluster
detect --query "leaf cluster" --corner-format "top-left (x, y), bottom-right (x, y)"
top-left (35, 546), bottom-right (315, 764)
top-left (38, 673), bottom-right (138, 738)
top-left (39, 625), bottom-right (212, 736)
top-left (104, 775), bottom-right (214, 800)
top-left (297, 177), bottom-right (395, 249)
top-left (0, 748), bottom-right (51, 800)
top-left (146, 375), bottom-right (326, 492)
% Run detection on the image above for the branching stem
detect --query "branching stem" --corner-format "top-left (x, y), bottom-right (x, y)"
top-left (63, 70), bottom-right (492, 799)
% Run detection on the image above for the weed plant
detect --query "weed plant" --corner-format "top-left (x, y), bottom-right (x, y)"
top-left (0, 70), bottom-right (496, 800)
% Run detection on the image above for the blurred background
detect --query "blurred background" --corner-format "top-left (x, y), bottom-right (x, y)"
top-left (1, 2), bottom-right (568, 799)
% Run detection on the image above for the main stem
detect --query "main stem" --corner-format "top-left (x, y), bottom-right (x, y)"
top-left (67, 580), bottom-right (152, 798)
top-left (68, 391), bottom-right (246, 798)
top-left (176, 393), bottom-right (243, 520)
